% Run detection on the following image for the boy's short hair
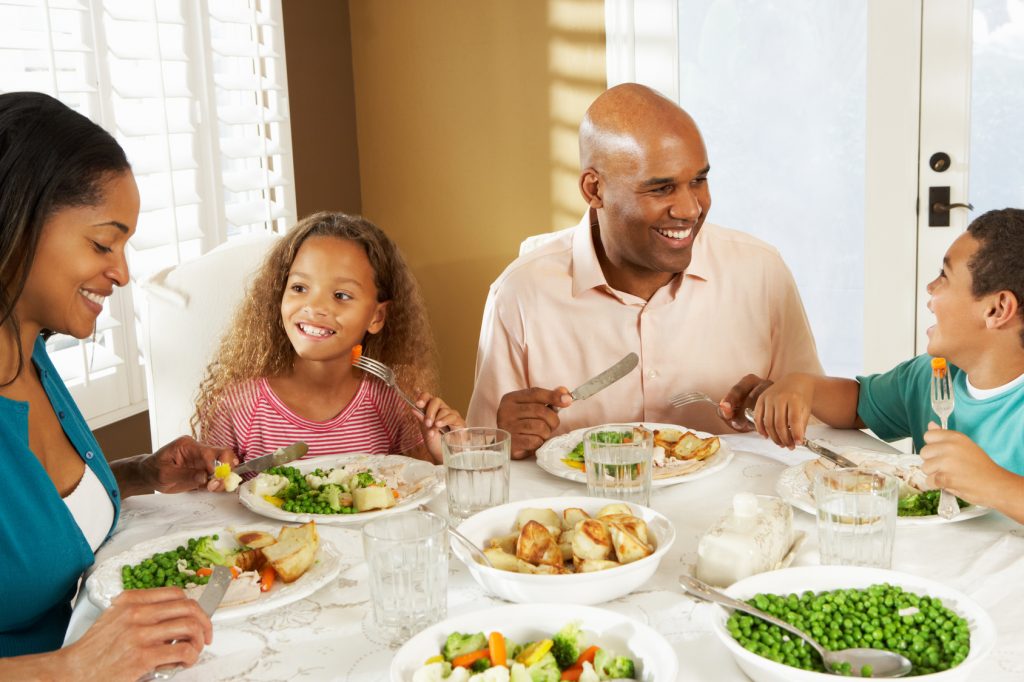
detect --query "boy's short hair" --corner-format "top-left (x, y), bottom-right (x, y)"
top-left (967, 208), bottom-right (1024, 346)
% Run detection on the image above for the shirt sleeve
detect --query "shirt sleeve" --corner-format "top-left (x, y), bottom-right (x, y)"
top-left (466, 281), bottom-right (529, 428)
top-left (765, 255), bottom-right (824, 379)
top-left (856, 356), bottom-right (925, 442)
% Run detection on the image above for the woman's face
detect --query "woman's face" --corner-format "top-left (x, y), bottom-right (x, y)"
top-left (17, 171), bottom-right (139, 339)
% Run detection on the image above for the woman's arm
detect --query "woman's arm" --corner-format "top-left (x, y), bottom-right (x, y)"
top-left (110, 436), bottom-right (236, 497)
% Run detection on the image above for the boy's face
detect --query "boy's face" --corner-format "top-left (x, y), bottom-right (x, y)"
top-left (925, 232), bottom-right (986, 361)
top-left (280, 236), bottom-right (387, 364)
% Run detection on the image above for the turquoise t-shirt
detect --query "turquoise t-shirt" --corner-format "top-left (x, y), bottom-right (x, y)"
top-left (857, 353), bottom-right (1024, 475)
top-left (0, 336), bottom-right (120, 657)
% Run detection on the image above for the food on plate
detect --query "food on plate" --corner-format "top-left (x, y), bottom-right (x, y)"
top-left (560, 426), bottom-right (720, 480)
top-left (255, 462), bottom-right (401, 514)
top-left (481, 503), bottom-right (654, 575)
top-left (727, 583), bottom-right (970, 676)
top-left (120, 522), bottom-right (319, 604)
top-left (803, 455), bottom-right (970, 517)
top-left (413, 621), bottom-right (638, 681)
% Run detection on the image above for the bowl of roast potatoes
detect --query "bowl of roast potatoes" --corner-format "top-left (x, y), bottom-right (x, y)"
top-left (452, 496), bottom-right (675, 604)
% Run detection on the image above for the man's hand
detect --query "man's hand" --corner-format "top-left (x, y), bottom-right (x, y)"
top-left (748, 374), bottom-right (819, 449)
top-left (118, 436), bottom-right (237, 497)
top-left (718, 374), bottom-right (774, 432)
top-left (920, 422), bottom-right (1008, 505)
top-left (496, 387), bottom-right (571, 459)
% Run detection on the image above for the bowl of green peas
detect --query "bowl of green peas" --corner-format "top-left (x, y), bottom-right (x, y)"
top-left (709, 566), bottom-right (995, 681)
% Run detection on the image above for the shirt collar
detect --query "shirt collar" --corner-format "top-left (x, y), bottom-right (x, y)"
top-left (570, 208), bottom-right (712, 299)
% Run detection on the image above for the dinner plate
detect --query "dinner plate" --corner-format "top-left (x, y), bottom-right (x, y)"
top-left (536, 422), bottom-right (734, 487)
top-left (86, 523), bottom-right (343, 622)
top-left (775, 453), bottom-right (990, 526)
top-left (389, 602), bottom-right (679, 681)
top-left (237, 453), bottom-right (443, 525)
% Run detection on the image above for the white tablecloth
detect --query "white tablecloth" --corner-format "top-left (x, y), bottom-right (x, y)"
top-left (66, 433), bottom-right (1024, 681)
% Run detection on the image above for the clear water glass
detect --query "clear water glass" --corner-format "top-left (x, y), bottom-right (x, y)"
top-left (443, 427), bottom-right (511, 522)
top-left (361, 511), bottom-right (448, 643)
top-left (583, 424), bottom-right (654, 506)
top-left (815, 468), bottom-right (898, 568)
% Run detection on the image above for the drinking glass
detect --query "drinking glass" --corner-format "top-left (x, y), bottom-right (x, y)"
top-left (361, 510), bottom-right (448, 643)
top-left (583, 424), bottom-right (654, 506)
top-left (814, 468), bottom-right (898, 568)
top-left (442, 427), bottom-right (511, 522)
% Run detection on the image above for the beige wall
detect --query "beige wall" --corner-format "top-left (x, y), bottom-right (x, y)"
top-left (350, 0), bottom-right (606, 412)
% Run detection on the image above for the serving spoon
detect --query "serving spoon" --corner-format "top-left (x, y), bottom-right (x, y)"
top-left (679, 575), bottom-right (912, 678)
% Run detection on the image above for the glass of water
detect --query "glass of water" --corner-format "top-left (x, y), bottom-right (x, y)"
top-left (815, 468), bottom-right (898, 568)
top-left (442, 427), bottom-right (511, 522)
top-left (361, 510), bottom-right (448, 644)
top-left (583, 424), bottom-right (654, 506)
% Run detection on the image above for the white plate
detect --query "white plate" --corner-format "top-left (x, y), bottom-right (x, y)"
top-left (390, 603), bottom-right (679, 681)
top-left (775, 453), bottom-right (990, 526)
top-left (709, 566), bottom-right (996, 682)
top-left (536, 422), bottom-right (734, 487)
top-left (238, 453), bottom-right (443, 525)
top-left (453, 496), bottom-right (675, 605)
top-left (86, 523), bottom-right (342, 622)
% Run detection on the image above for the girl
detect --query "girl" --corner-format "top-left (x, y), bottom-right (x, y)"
top-left (192, 212), bottom-right (463, 464)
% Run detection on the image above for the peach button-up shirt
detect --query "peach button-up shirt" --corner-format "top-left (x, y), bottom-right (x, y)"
top-left (466, 212), bottom-right (823, 436)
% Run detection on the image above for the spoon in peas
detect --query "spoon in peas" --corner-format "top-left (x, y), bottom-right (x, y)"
top-left (679, 575), bottom-right (913, 678)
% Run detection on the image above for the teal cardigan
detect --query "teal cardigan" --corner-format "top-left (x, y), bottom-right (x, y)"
top-left (1, 336), bottom-right (120, 656)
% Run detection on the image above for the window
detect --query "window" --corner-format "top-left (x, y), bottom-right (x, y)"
top-left (0, 0), bottom-right (296, 428)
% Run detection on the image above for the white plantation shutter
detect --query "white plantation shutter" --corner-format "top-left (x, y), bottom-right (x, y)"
top-left (0, 0), bottom-right (295, 429)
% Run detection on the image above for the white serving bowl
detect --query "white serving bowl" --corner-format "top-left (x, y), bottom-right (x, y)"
top-left (390, 602), bottom-right (678, 681)
top-left (709, 566), bottom-right (996, 682)
top-left (452, 495), bottom-right (675, 605)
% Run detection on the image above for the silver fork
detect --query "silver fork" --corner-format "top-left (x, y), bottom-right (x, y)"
top-left (668, 390), bottom-right (718, 410)
top-left (930, 358), bottom-right (960, 519)
top-left (354, 355), bottom-right (451, 434)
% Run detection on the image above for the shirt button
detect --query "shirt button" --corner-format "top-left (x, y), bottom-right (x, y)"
top-left (85, 450), bottom-right (94, 460)
top-left (58, 411), bottom-right (65, 419)
top-left (647, 370), bottom-right (658, 380)
top-left (112, 489), bottom-right (119, 498)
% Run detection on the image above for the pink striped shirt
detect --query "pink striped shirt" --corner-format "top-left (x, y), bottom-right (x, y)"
top-left (203, 376), bottom-right (422, 464)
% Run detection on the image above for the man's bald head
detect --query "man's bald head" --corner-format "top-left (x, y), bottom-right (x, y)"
top-left (579, 83), bottom-right (703, 171)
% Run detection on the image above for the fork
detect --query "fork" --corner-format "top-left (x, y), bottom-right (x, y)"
top-left (930, 357), bottom-right (960, 519)
top-left (354, 355), bottom-right (451, 434)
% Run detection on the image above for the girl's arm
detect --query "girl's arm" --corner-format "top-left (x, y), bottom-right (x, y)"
top-left (407, 393), bottom-right (466, 464)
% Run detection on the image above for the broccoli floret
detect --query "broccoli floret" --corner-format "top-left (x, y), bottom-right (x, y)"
top-left (593, 649), bottom-right (636, 680)
top-left (550, 621), bottom-right (583, 668)
top-left (442, 632), bottom-right (488, 662)
top-left (192, 535), bottom-right (228, 567)
top-left (322, 483), bottom-right (343, 511)
top-left (352, 471), bottom-right (379, 489)
top-left (526, 652), bottom-right (561, 682)
top-left (470, 657), bottom-right (492, 672)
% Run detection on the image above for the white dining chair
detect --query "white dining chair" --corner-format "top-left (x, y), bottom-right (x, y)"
top-left (139, 232), bottom-right (281, 451)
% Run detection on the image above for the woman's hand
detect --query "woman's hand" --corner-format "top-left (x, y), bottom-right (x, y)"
top-left (114, 436), bottom-right (237, 497)
top-left (61, 587), bottom-right (213, 681)
top-left (413, 392), bottom-right (466, 463)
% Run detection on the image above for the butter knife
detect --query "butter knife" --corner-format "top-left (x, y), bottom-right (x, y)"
top-left (139, 564), bottom-right (233, 681)
top-left (233, 441), bottom-right (308, 475)
top-left (552, 352), bottom-right (639, 411)
top-left (743, 408), bottom-right (858, 468)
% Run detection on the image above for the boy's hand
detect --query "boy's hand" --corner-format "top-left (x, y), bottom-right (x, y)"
top-left (414, 392), bottom-right (466, 463)
top-left (920, 422), bottom-right (1005, 505)
top-left (748, 374), bottom-right (817, 449)
top-left (719, 374), bottom-right (773, 431)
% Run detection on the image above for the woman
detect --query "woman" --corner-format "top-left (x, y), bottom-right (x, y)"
top-left (0, 92), bottom-right (235, 678)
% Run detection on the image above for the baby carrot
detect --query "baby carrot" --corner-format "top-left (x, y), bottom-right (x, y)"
top-left (451, 648), bottom-right (490, 668)
top-left (488, 631), bottom-right (506, 666)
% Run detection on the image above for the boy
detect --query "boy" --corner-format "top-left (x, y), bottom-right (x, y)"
top-left (738, 208), bottom-right (1024, 523)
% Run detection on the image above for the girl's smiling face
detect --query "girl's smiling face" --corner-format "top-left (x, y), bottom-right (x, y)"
top-left (280, 236), bottom-right (387, 363)
top-left (17, 171), bottom-right (139, 339)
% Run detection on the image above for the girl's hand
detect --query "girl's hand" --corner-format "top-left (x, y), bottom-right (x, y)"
top-left (414, 392), bottom-right (466, 463)
top-left (61, 587), bottom-right (213, 681)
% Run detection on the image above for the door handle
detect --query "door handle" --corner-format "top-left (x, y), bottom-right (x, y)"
top-left (928, 186), bottom-right (973, 227)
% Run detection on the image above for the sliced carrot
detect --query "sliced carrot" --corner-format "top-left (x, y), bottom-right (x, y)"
top-left (488, 631), bottom-right (506, 667)
top-left (451, 648), bottom-right (490, 668)
top-left (561, 668), bottom-right (584, 681)
top-left (260, 565), bottom-right (276, 592)
top-left (574, 645), bottom-right (599, 666)
top-left (350, 344), bottom-right (363, 364)
top-left (196, 567), bottom-right (212, 577)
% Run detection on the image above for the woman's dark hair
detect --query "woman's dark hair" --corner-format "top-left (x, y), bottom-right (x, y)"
top-left (0, 92), bottom-right (131, 383)
top-left (967, 208), bottom-right (1024, 347)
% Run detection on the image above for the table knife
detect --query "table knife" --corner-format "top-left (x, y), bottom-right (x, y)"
top-left (550, 352), bottom-right (639, 412)
top-left (232, 441), bottom-right (308, 475)
top-left (743, 408), bottom-right (858, 468)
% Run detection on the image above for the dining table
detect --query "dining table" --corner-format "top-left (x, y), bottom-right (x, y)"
top-left (65, 429), bottom-right (1024, 681)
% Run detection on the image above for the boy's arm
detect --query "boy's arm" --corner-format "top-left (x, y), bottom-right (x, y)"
top-left (920, 424), bottom-right (1024, 524)
top-left (750, 373), bottom-right (864, 449)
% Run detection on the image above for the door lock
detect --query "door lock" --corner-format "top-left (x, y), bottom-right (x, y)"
top-left (928, 186), bottom-right (974, 227)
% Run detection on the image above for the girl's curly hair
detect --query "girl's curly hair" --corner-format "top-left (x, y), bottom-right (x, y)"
top-left (191, 212), bottom-right (438, 437)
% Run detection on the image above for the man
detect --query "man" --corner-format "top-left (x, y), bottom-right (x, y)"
top-left (466, 83), bottom-right (822, 458)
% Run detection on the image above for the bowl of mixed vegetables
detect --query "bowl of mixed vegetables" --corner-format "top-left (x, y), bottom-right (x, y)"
top-left (390, 603), bottom-right (678, 681)
top-left (708, 566), bottom-right (995, 681)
